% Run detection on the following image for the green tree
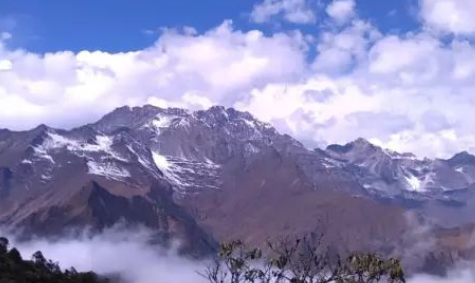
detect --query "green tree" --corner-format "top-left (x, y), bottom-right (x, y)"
top-left (0, 237), bottom-right (8, 255)
top-left (202, 237), bottom-right (405, 283)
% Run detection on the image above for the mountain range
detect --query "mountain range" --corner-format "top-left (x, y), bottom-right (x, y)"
top-left (1, 105), bottom-right (474, 272)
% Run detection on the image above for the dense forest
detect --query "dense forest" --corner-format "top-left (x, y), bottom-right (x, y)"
top-left (0, 237), bottom-right (109, 283)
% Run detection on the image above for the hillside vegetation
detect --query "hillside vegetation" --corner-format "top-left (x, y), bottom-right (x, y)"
top-left (0, 237), bottom-right (109, 283)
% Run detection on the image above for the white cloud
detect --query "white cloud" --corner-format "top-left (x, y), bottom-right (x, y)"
top-left (326, 0), bottom-right (356, 24)
top-left (419, 0), bottom-right (475, 35)
top-left (409, 268), bottom-right (475, 283)
top-left (0, 32), bottom-right (11, 41)
top-left (9, 225), bottom-right (475, 283)
top-left (8, 227), bottom-right (208, 283)
top-left (250, 0), bottom-right (317, 24)
top-left (312, 19), bottom-right (379, 73)
top-left (0, 59), bottom-right (12, 71)
top-left (4, 2), bottom-right (475, 158)
top-left (0, 21), bottom-right (307, 130)
top-left (237, 17), bottom-right (475, 158)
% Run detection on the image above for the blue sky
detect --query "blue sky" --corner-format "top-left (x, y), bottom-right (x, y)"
top-left (1, 0), bottom-right (475, 158)
top-left (0, 0), bottom-right (418, 53)
top-left (0, 0), bottom-right (256, 52)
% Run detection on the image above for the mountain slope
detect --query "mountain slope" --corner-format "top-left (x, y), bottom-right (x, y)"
top-left (181, 146), bottom-right (409, 252)
top-left (1, 104), bottom-right (475, 264)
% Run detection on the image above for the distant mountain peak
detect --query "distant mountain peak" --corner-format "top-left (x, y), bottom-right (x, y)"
top-left (198, 106), bottom-right (255, 120)
top-left (31, 124), bottom-right (53, 133)
top-left (352, 137), bottom-right (373, 146)
top-left (448, 151), bottom-right (475, 166)
top-left (207, 105), bottom-right (227, 113)
top-left (453, 151), bottom-right (473, 158)
top-left (326, 138), bottom-right (379, 156)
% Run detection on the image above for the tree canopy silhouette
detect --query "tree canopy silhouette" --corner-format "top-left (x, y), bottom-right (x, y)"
top-left (202, 236), bottom-right (406, 283)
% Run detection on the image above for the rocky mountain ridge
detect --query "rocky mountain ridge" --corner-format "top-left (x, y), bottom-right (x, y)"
top-left (3, 105), bottom-right (475, 201)
top-left (1, 105), bottom-right (475, 268)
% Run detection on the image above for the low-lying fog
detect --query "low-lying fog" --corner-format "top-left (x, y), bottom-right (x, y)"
top-left (6, 226), bottom-right (208, 283)
top-left (3, 226), bottom-right (475, 283)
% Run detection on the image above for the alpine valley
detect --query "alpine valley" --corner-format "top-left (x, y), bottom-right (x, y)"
top-left (1, 105), bottom-right (474, 273)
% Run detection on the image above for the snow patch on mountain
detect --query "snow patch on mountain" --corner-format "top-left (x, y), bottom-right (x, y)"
top-left (152, 152), bottom-right (171, 172)
top-left (242, 118), bottom-right (257, 130)
top-left (404, 174), bottom-right (424, 192)
top-left (33, 132), bottom-right (127, 163)
top-left (87, 161), bottom-right (131, 180)
top-left (152, 152), bottom-right (193, 190)
top-left (152, 151), bottom-right (221, 194)
top-left (125, 145), bottom-right (157, 175)
top-left (384, 148), bottom-right (417, 161)
top-left (40, 174), bottom-right (51, 181)
top-left (143, 114), bottom-right (179, 135)
top-left (322, 157), bottom-right (343, 169)
top-left (33, 145), bottom-right (55, 164)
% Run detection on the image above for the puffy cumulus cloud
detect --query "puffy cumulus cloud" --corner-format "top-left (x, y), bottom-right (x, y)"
top-left (326, 0), bottom-right (356, 24)
top-left (419, 0), bottom-right (475, 36)
top-left (5, 2), bottom-right (475, 159)
top-left (250, 0), bottom-right (317, 24)
top-left (236, 16), bottom-right (475, 158)
top-left (236, 75), bottom-right (390, 148)
top-left (312, 19), bottom-right (380, 74)
top-left (0, 21), bottom-right (307, 130)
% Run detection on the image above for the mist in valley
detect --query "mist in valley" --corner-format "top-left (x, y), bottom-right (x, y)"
top-left (1, 225), bottom-right (474, 283)
top-left (5, 226), bottom-right (207, 283)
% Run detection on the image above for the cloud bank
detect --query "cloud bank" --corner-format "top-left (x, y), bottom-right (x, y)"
top-left (8, 227), bottom-right (208, 283)
top-left (409, 270), bottom-right (475, 283)
top-left (2, 0), bottom-right (475, 158)
top-left (4, 226), bottom-right (475, 283)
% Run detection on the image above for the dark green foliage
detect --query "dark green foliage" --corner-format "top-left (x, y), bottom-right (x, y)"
top-left (0, 238), bottom-right (8, 255)
top-left (202, 237), bottom-right (406, 283)
top-left (0, 237), bottom-right (109, 283)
